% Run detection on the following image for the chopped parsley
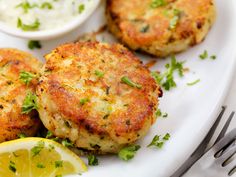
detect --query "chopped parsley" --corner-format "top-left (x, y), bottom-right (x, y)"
top-left (17, 18), bottom-right (40, 31)
top-left (155, 109), bottom-right (168, 118)
top-left (28, 40), bottom-right (42, 50)
top-left (147, 133), bottom-right (171, 148)
top-left (140, 24), bottom-right (150, 33)
top-left (16, 1), bottom-right (36, 13)
top-left (88, 155), bottom-right (99, 166)
top-left (55, 161), bottom-right (63, 168)
top-left (121, 76), bottom-right (142, 89)
top-left (19, 70), bottom-right (36, 85)
top-left (37, 163), bottom-right (45, 168)
top-left (22, 92), bottom-right (38, 114)
top-left (80, 98), bottom-right (89, 105)
top-left (118, 145), bottom-right (140, 161)
top-left (150, 0), bottom-right (166, 8)
top-left (18, 133), bottom-right (27, 139)
top-left (169, 9), bottom-right (181, 29)
top-left (78, 4), bottom-right (85, 14)
top-left (199, 50), bottom-right (208, 59)
top-left (187, 79), bottom-right (200, 86)
top-left (9, 161), bottom-right (16, 173)
top-left (46, 131), bottom-right (53, 139)
top-left (31, 141), bottom-right (45, 157)
top-left (151, 55), bottom-right (185, 91)
top-left (199, 50), bottom-right (217, 60)
top-left (95, 70), bottom-right (104, 78)
top-left (41, 2), bottom-right (53, 9)
top-left (61, 139), bottom-right (74, 148)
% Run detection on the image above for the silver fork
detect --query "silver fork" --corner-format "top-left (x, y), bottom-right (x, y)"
top-left (184, 128), bottom-right (236, 177)
top-left (171, 106), bottom-right (235, 177)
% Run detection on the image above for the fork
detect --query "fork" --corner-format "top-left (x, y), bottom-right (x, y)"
top-left (184, 128), bottom-right (236, 177)
top-left (171, 106), bottom-right (235, 177)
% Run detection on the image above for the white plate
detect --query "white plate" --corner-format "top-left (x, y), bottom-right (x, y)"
top-left (0, 0), bottom-right (236, 177)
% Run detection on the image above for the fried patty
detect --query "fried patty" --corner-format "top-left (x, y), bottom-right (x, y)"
top-left (36, 42), bottom-right (161, 153)
top-left (106, 0), bottom-right (216, 57)
top-left (0, 49), bottom-right (42, 142)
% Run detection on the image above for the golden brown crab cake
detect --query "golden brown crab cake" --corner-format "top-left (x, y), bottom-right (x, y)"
top-left (36, 42), bottom-right (161, 154)
top-left (106, 0), bottom-right (216, 57)
top-left (0, 49), bottom-right (43, 142)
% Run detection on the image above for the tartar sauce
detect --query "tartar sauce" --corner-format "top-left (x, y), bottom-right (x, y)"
top-left (0, 0), bottom-right (92, 31)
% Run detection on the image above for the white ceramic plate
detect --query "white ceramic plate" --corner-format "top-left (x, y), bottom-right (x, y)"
top-left (0, 0), bottom-right (236, 177)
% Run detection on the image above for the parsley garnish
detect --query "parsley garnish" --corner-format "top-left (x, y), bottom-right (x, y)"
top-left (46, 130), bottom-right (53, 139)
top-left (118, 145), bottom-right (140, 161)
top-left (31, 141), bottom-right (44, 157)
top-left (121, 76), bottom-right (142, 89)
top-left (62, 139), bottom-right (74, 148)
top-left (155, 109), bottom-right (168, 118)
top-left (88, 155), bottom-right (98, 166)
top-left (17, 18), bottom-right (40, 31)
top-left (80, 98), bottom-right (89, 105)
top-left (199, 50), bottom-right (208, 59)
top-left (169, 9), bottom-right (181, 29)
top-left (22, 92), bottom-right (38, 114)
top-left (28, 40), bottom-right (42, 50)
top-left (151, 55), bottom-right (185, 91)
top-left (78, 4), bottom-right (85, 14)
top-left (19, 71), bottom-right (36, 85)
top-left (9, 161), bottom-right (16, 173)
top-left (187, 79), bottom-right (200, 86)
top-left (95, 70), bottom-right (104, 78)
top-left (150, 0), bottom-right (166, 8)
top-left (18, 133), bottom-right (26, 139)
top-left (199, 50), bottom-right (217, 60)
top-left (140, 25), bottom-right (150, 33)
top-left (16, 1), bottom-right (37, 13)
top-left (55, 161), bottom-right (63, 168)
top-left (41, 2), bottom-right (53, 9)
top-left (37, 163), bottom-right (45, 168)
top-left (147, 133), bottom-right (171, 148)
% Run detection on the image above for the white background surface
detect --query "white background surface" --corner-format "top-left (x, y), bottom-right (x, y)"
top-left (0, 0), bottom-right (236, 177)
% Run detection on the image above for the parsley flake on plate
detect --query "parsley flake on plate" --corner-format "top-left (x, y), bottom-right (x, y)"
top-left (147, 133), bottom-right (171, 148)
top-left (118, 145), bottom-right (141, 161)
top-left (21, 92), bottom-right (38, 114)
top-left (28, 40), bottom-right (42, 50)
top-left (88, 155), bottom-right (99, 166)
top-left (151, 55), bottom-right (185, 91)
top-left (187, 79), bottom-right (200, 86)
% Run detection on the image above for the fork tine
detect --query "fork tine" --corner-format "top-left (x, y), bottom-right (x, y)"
top-left (217, 145), bottom-right (236, 164)
top-left (213, 111), bottom-right (235, 146)
top-left (213, 129), bottom-right (236, 153)
top-left (225, 162), bottom-right (236, 174)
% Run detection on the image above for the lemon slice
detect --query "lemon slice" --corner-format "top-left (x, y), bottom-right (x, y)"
top-left (0, 137), bottom-right (87, 177)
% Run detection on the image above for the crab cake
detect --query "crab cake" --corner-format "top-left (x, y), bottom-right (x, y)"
top-left (36, 42), bottom-right (161, 154)
top-left (106, 0), bottom-right (216, 57)
top-left (0, 49), bottom-right (42, 143)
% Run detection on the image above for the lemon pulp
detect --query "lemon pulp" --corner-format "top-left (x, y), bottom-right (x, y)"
top-left (0, 138), bottom-right (87, 177)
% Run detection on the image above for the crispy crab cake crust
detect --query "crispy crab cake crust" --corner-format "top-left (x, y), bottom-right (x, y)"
top-left (0, 48), bottom-right (42, 142)
top-left (36, 42), bottom-right (161, 153)
top-left (106, 0), bottom-right (216, 57)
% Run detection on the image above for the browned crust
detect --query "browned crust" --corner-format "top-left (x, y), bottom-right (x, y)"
top-left (37, 42), bottom-right (160, 148)
top-left (106, 0), bottom-right (216, 57)
top-left (0, 49), bottom-right (42, 142)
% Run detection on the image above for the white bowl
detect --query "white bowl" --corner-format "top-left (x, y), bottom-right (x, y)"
top-left (0, 0), bottom-right (100, 40)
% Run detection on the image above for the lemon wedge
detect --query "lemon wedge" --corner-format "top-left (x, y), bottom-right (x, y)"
top-left (0, 137), bottom-right (87, 177)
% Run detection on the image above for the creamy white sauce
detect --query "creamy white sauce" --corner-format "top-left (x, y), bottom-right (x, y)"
top-left (0, 0), bottom-right (92, 31)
